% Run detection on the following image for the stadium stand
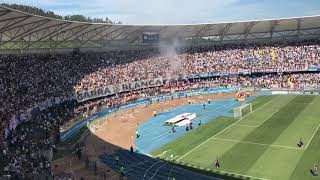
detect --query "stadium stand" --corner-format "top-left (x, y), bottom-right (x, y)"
top-left (1, 43), bottom-right (320, 179)
top-left (1, 4), bottom-right (320, 179)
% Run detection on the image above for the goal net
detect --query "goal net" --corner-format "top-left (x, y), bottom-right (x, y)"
top-left (233, 103), bottom-right (252, 119)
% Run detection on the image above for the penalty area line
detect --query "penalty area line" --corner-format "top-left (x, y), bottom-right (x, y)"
top-left (305, 120), bottom-right (320, 149)
top-left (176, 98), bottom-right (275, 161)
top-left (232, 124), bottom-right (257, 128)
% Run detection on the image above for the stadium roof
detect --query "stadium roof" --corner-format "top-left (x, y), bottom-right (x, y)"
top-left (0, 5), bottom-right (320, 50)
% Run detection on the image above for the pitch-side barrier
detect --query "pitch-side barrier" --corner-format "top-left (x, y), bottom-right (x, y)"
top-left (60, 87), bottom-right (239, 141)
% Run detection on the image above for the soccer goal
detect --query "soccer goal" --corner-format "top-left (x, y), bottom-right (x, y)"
top-left (233, 103), bottom-right (252, 119)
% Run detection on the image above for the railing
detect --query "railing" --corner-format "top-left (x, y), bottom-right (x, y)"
top-left (60, 87), bottom-right (239, 141)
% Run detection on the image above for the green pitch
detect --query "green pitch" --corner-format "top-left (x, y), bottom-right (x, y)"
top-left (151, 95), bottom-right (320, 180)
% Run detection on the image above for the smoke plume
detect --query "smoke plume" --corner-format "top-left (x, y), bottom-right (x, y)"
top-left (159, 39), bottom-right (187, 81)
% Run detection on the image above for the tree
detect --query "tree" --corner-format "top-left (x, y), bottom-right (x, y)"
top-left (1, 3), bottom-right (122, 24)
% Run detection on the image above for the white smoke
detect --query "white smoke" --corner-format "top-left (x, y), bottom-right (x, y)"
top-left (159, 39), bottom-right (187, 81)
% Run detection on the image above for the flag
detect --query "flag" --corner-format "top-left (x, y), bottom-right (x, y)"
top-left (270, 49), bottom-right (276, 63)
top-left (288, 77), bottom-right (294, 88)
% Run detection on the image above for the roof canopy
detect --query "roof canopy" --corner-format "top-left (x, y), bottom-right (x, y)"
top-left (0, 5), bottom-right (320, 50)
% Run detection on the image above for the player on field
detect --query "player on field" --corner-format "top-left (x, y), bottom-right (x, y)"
top-left (312, 163), bottom-right (318, 176)
top-left (215, 158), bottom-right (220, 168)
top-left (297, 137), bottom-right (303, 147)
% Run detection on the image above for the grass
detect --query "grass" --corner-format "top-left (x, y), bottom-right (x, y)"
top-left (151, 116), bottom-right (238, 158)
top-left (151, 95), bottom-right (320, 180)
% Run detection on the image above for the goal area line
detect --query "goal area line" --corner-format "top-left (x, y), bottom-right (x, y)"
top-left (211, 137), bottom-right (305, 150)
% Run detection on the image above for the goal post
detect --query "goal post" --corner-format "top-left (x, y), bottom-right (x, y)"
top-left (233, 103), bottom-right (253, 119)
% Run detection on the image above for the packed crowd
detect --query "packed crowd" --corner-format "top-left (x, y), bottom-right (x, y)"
top-left (75, 41), bottom-right (320, 91)
top-left (0, 101), bottom-right (76, 179)
top-left (162, 73), bottom-right (320, 90)
top-left (1, 40), bottom-right (320, 178)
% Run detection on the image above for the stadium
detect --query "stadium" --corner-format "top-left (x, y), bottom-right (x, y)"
top-left (1, 2), bottom-right (320, 180)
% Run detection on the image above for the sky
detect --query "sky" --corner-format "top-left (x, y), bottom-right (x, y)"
top-left (1, 0), bottom-right (320, 25)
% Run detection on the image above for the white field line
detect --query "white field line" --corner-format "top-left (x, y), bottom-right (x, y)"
top-left (143, 160), bottom-right (163, 180)
top-left (305, 121), bottom-right (320, 149)
top-left (142, 156), bottom-right (178, 180)
top-left (232, 124), bottom-right (258, 128)
top-left (148, 102), bottom-right (237, 157)
top-left (235, 101), bottom-right (282, 127)
top-left (149, 161), bottom-right (170, 180)
top-left (255, 110), bottom-right (279, 127)
top-left (212, 137), bottom-right (304, 150)
top-left (141, 102), bottom-right (232, 135)
top-left (214, 169), bottom-right (270, 180)
top-left (124, 159), bottom-right (155, 173)
top-left (177, 99), bottom-right (275, 161)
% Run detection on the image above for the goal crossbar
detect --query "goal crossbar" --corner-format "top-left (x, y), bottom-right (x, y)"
top-left (233, 103), bottom-right (252, 119)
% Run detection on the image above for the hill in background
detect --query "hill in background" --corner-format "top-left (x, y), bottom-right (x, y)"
top-left (1, 3), bottom-right (122, 24)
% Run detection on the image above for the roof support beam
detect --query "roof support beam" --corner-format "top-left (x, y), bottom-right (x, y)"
top-left (195, 24), bottom-right (215, 38)
top-left (297, 18), bottom-right (302, 37)
top-left (19, 22), bottom-right (72, 49)
top-left (2, 19), bottom-right (51, 49)
top-left (79, 25), bottom-right (112, 47)
top-left (70, 25), bottom-right (110, 41)
top-left (23, 23), bottom-right (72, 49)
top-left (270, 20), bottom-right (280, 39)
top-left (0, 9), bottom-right (10, 18)
top-left (48, 24), bottom-right (87, 41)
top-left (244, 22), bottom-right (256, 40)
top-left (110, 27), bottom-right (131, 40)
top-left (0, 16), bottom-right (31, 33)
top-left (0, 15), bottom-right (30, 24)
top-left (53, 24), bottom-right (91, 48)
top-left (37, 23), bottom-right (72, 42)
top-left (102, 26), bottom-right (128, 40)
top-left (121, 29), bottom-right (140, 40)
top-left (219, 23), bottom-right (232, 41)
top-left (5, 19), bottom-right (50, 41)
top-left (159, 26), bottom-right (168, 32)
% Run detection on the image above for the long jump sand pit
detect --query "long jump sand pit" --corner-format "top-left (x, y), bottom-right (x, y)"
top-left (52, 91), bottom-right (255, 179)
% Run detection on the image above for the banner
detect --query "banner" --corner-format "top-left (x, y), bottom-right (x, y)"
top-left (238, 69), bottom-right (251, 75)
top-left (76, 78), bottom-right (164, 102)
top-left (186, 72), bottom-right (229, 79)
top-left (252, 68), bottom-right (277, 73)
top-left (308, 66), bottom-right (320, 72)
top-left (142, 32), bottom-right (159, 43)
